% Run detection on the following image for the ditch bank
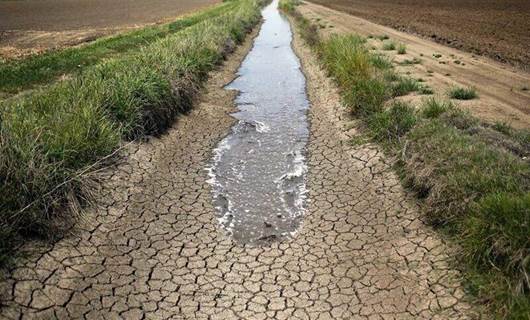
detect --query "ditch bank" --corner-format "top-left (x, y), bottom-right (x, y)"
top-left (1, 1), bottom-right (481, 319)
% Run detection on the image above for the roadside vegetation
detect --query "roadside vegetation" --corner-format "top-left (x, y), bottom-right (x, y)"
top-left (0, 1), bottom-right (236, 97)
top-left (0, 0), bottom-right (264, 266)
top-left (448, 85), bottom-right (478, 100)
top-left (281, 0), bottom-right (530, 318)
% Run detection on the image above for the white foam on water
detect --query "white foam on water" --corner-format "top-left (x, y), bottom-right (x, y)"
top-left (275, 149), bottom-right (308, 229)
top-left (254, 120), bottom-right (270, 133)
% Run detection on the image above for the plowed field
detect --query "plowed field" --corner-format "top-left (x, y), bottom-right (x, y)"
top-left (309, 0), bottom-right (530, 70)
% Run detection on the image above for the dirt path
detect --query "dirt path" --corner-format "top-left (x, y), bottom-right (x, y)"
top-left (0, 14), bottom-right (480, 320)
top-left (300, 1), bottom-right (530, 129)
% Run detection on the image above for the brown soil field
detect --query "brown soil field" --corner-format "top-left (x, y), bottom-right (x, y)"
top-left (308, 0), bottom-right (530, 71)
top-left (0, 0), bottom-right (219, 58)
top-left (299, 1), bottom-right (530, 128)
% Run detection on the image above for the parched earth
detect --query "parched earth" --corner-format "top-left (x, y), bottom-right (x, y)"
top-left (0, 19), bottom-right (481, 320)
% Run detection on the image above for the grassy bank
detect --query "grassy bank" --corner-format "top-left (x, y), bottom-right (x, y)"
top-left (0, 1), bottom-right (235, 97)
top-left (281, 1), bottom-right (529, 318)
top-left (0, 0), bottom-right (264, 266)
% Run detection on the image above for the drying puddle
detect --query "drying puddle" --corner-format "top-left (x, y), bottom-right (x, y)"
top-left (207, 0), bottom-right (310, 244)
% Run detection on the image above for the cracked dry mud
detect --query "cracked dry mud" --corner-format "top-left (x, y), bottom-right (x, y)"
top-left (0, 13), bottom-right (481, 320)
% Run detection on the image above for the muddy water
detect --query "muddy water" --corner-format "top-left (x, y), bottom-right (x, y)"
top-left (207, 0), bottom-right (309, 244)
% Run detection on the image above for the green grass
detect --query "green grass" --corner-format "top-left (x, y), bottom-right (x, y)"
top-left (449, 86), bottom-right (478, 100)
top-left (368, 101), bottom-right (417, 145)
top-left (397, 43), bottom-right (407, 54)
top-left (398, 57), bottom-right (422, 65)
top-left (391, 77), bottom-right (420, 96)
top-left (420, 97), bottom-right (454, 118)
top-left (0, 0), bottom-right (263, 266)
top-left (370, 54), bottom-right (393, 70)
top-left (0, 1), bottom-right (235, 96)
top-left (382, 40), bottom-right (396, 51)
top-left (282, 1), bottom-right (530, 317)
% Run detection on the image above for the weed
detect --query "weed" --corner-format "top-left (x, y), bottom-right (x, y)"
top-left (369, 101), bottom-right (417, 144)
top-left (370, 54), bottom-right (393, 70)
top-left (377, 35), bottom-right (389, 40)
top-left (420, 97), bottom-right (454, 118)
top-left (492, 121), bottom-right (513, 135)
top-left (433, 53), bottom-right (442, 58)
top-left (418, 86), bottom-right (434, 95)
top-left (449, 86), bottom-right (478, 100)
top-left (398, 57), bottom-right (421, 65)
top-left (391, 77), bottom-right (420, 96)
top-left (319, 34), bottom-right (371, 88)
top-left (397, 43), bottom-right (407, 54)
top-left (278, 0), bottom-right (300, 12)
top-left (382, 41), bottom-right (396, 51)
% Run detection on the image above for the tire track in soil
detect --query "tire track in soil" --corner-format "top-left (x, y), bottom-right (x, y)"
top-left (0, 13), bottom-right (481, 320)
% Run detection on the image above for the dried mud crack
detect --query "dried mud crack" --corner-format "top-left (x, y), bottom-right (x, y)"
top-left (1, 7), bottom-right (480, 320)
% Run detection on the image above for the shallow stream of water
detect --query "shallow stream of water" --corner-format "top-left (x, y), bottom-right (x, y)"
top-left (207, 0), bottom-right (309, 244)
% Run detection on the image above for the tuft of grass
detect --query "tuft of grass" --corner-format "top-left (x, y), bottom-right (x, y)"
top-left (418, 86), bottom-right (434, 95)
top-left (391, 77), bottom-right (420, 96)
top-left (368, 101), bottom-right (417, 145)
top-left (492, 121), bottom-right (513, 135)
top-left (377, 34), bottom-right (389, 41)
top-left (433, 53), bottom-right (442, 58)
top-left (397, 43), bottom-right (407, 54)
top-left (464, 193), bottom-right (530, 319)
top-left (382, 40), bottom-right (396, 51)
top-left (370, 54), bottom-right (393, 70)
top-left (0, 0), bottom-right (264, 266)
top-left (398, 57), bottom-right (421, 65)
top-left (278, 0), bottom-right (300, 13)
top-left (344, 78), bottom-right (389, 116)
top-left (319, 34), bottom-right (371, 88)
top-left (449, 86), bottom-right (478, 100)
top-left (420, 97), bottom-right (454, 118)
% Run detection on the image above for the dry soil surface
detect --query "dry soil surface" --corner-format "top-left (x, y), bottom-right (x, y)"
top-left (0, 0), bottom-right (219, 59)
top-left (308, 0), bottom-right (530, 71)
top-left (0, 20), bottom-right (481, 320)
top-left (299, 1), bottom-right (530, 129)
